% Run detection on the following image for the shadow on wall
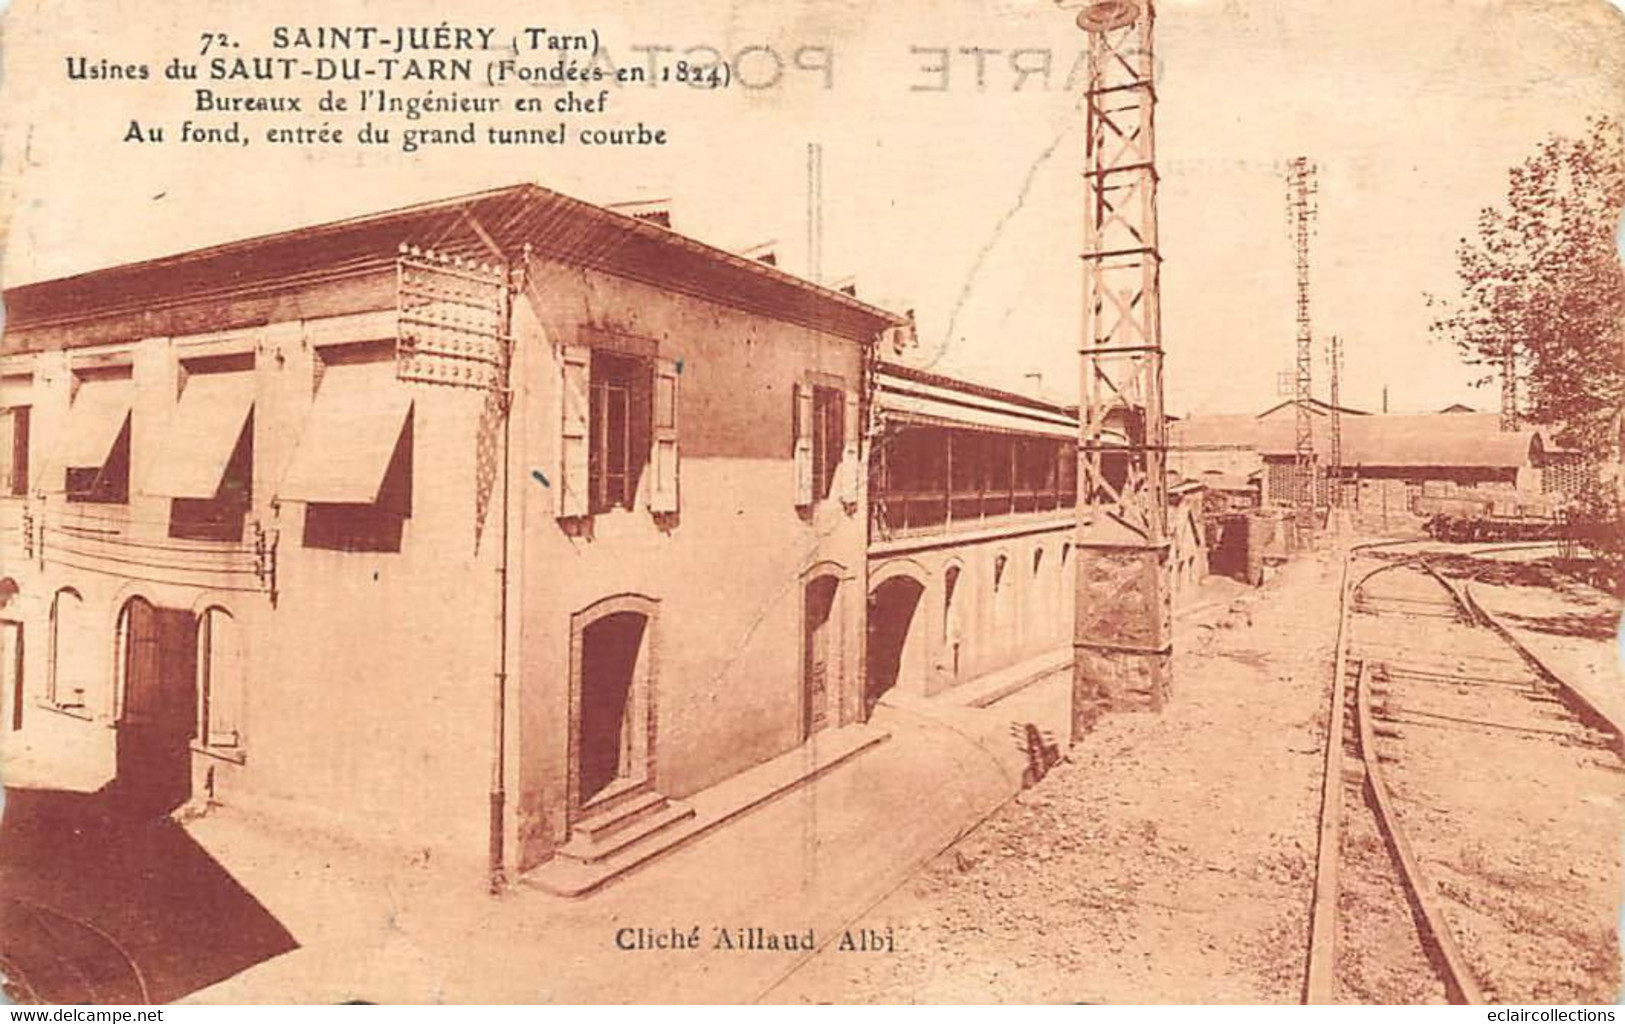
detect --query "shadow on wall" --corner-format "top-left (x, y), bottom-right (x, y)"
top-left (866, 577), bottom-right (925, 716)
top-left (0, 764), bottom-right (298, 1003)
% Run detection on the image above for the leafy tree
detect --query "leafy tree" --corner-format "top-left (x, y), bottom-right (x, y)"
top-left (1430, 115), bottom-right (1624, 459)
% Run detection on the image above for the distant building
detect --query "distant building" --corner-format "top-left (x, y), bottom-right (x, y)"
top-left (1171, 404), bottom-right (1584, 526)
top-left (1254, 397), bottom-right (1371, 421)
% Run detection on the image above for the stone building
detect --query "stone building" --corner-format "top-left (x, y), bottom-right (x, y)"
top-left (865, 363), bottom-right (1081, 704)
top-left (0, 184), bottom-right (904, 889)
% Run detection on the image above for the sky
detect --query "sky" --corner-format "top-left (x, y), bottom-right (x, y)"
top-left (1, 0), bottom-right (1621, 415)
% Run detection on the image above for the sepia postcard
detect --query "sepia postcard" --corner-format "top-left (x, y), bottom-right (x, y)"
top-left (0, 0), bottom-right (1621, 1006)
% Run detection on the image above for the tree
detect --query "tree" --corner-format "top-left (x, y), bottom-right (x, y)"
top-left (1430, 115), bottom-right (1624, 459)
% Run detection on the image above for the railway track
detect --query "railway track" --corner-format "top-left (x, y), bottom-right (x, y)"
top-left (0, 896), bottom-right (148, 1004)
top-left (1303, 542), bottom-right (1622, 1004)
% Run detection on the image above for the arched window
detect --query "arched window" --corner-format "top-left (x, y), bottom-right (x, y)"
top-left (1032, 548), bottom-right (1045, 576)
top-left (48, 588), bottom-right (88, 711)
top-left (113, 597), bottom-right (157, 723)
top-left (198, 607), bottom-right (244, 751)
top-left (993, 554), bottom-right (1008, 591)
top-left (943, 566), bottom-right (962, 636)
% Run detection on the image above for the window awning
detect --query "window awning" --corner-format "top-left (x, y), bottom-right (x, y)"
top-left (879, 397), bottom-right (1077, 440)
top-left (144, 372), bottom-right (255, 499)
top-left (0, 375), bottom-right (33, 410)
top-left (278, 362), bottom-right (412, 504)
top-left (61, 377), bottom-right (132, 468)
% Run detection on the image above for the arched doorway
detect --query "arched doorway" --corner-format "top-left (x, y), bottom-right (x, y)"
top-left (866, 576), bottom-right (925, 715)
top-left (1029, 548), bottom-right (1046, 645)
top-left (802, 575), bottom-right (840, 739)
top-left (575, 609), bottom-right (651, 809)
top-left (942, 566), bottom-right (963, 684)
top-left (48, 588), bottom-right (90, 713)
top-left (113, 596), bottom-right (198, 815)
top-left (991, 554), bottom-right (1013, 655)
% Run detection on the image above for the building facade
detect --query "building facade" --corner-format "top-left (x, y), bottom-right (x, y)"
top-left (0, 184), bottom-right (903, 884)
top-left (0, 183), bottom-right (1216, 891)
top-left (864, 363), bottom-right (1082, 705)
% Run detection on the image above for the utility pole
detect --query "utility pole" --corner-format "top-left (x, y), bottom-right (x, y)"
top-left (1286, 157), bottom-right (1318, 536)
top-left (1072, 0), bottom-right (1173, 733)
top-left (1500, 338), bottom-right (1519, 432)
top-left (806, 142), bottom-right (824, 285)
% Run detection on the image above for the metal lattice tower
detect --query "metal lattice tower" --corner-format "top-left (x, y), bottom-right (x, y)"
top-left (1071, 0), bottom-right (1173, 731)
top-left (1328, 333), bottom-right (1342, 506)
top-left (1286, 157), bottom-right (1318, 530)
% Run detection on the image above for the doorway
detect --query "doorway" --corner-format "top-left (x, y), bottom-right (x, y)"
top-left (866, 576), bottom-right (925, 716)
top-left (114, 598), bottom-right (197, 816)
top-left (802, 576), bottom-right (840, 740)
top-left (0, 622), bottom-right (21, 731)
top-left (576, 610), bottom-right (649, 807)
top-left (942, 567), bottom-right (962, 684)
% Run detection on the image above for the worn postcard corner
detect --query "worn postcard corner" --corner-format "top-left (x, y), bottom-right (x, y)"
top-left (0, 0), bottom-right (1620, 1007)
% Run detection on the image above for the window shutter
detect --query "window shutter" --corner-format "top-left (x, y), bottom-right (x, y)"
top-left (0, 412), bottom-right (15, 497)
top-left (559, 344), bottom-right (591, 518)
top-left (202, 611), bottom-right (244, 748)
top-left (837, 389), bottom-right (860, 508)
top-left (793, 382), bottom-right (814, 507)
top-left (649, 358), bottom-right (680, 514)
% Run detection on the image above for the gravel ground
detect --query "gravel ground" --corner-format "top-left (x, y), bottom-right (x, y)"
top-left (774, 545), bottom-right (1624, 1005)
top-left (1360, 561), bottom-right (1622, 1003)
top-left (773, 553), bottom-right (1346, 1003)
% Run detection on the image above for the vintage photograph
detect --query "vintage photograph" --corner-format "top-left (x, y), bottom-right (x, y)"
top-left (0, 0), bottom-right (1620, 1005)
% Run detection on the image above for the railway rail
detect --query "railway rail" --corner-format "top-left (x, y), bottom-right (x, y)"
top-left (1303, 540), bottom-right (1621, 1004)
top-left (0, 896), bottom-right (148, 1004)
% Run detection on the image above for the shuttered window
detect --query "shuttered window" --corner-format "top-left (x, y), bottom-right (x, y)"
top-left (793, 383), bottom-right (815, 507)
top-left (560, 341), bottom-right (679, 519)
top-left (588, 352), bottom-right (649, 514)
top-left (48, 588), bottom-right (90, 712)
top-left (794, 379), bottom-right (856, 509)
top-left (560, 344), bottom-right (592, 517)
top-left (813, 387), bottom-right (844, 501)
top-left (0, 408), bottom-right (29, 497)
top-left (198, 607), bottom-right (245, 752)
top-left (0, 375), bottom-right (30, 498)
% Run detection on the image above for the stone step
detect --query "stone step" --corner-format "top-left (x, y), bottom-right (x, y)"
top-left (557, 801), bottom-right (697, 864)
top-left (522, 723), bottom-right (890, 898)
top-left (526, 813), bottom-right (710, 898)
top-left (578, 777), bottom-right (655, 818)
top-left (956, 648), bottom-right (1072, 709)
top-left (575, 790), bottom-right (674, 844)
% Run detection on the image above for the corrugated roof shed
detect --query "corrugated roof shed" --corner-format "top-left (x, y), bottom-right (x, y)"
top-left (1168, 414), bottom-right (1264, 450)
top-left (1174, 410), bottom-right (1545, 470)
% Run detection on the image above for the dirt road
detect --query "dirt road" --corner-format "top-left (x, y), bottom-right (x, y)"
top-left (772, 552), bottom-right (1346, 1003)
